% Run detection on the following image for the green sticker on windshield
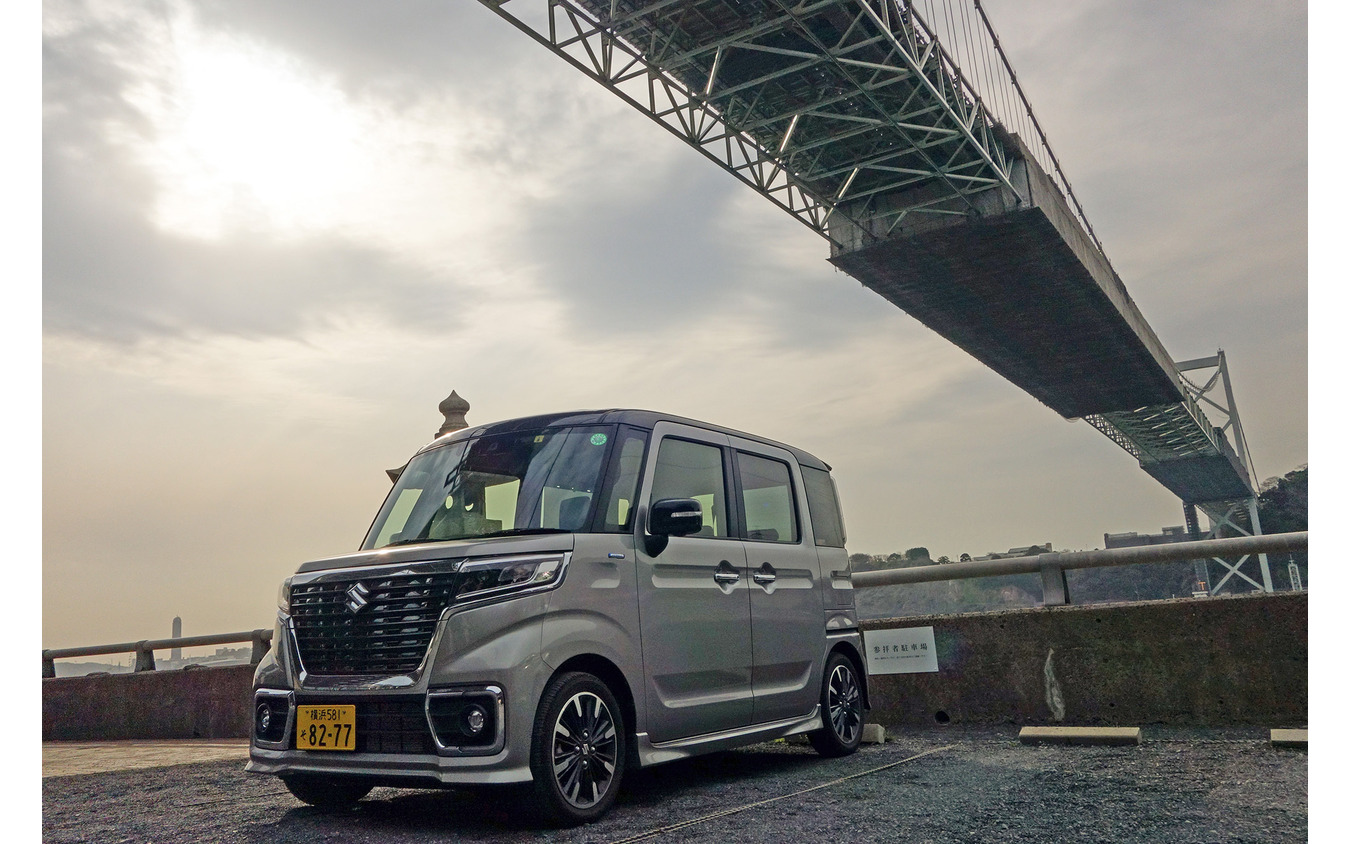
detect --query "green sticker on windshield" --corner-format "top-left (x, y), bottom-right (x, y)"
top-left (590, 433), bottom-right (608, 446)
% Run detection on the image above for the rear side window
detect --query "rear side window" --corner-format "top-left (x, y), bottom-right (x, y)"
top-left (736, 452), bottom-right (798, 543)
top-left (801, 466), bottom-right (846, 548)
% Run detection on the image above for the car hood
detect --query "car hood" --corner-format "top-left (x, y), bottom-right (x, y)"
top-left (294, 533), bottom-right (577, 574)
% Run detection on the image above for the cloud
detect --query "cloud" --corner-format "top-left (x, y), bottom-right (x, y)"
top-left (41, 1), bottom-right (527, 345)
top-left (40, 0), bottom-right (1308, 646)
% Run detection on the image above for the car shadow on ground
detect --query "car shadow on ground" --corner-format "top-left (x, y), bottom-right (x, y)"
top-left (247, 743), bottom-right (832, 841)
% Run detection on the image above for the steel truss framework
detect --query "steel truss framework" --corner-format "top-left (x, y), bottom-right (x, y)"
top-left (480, 0), bottom-right (1279, 593)
top-left (482, 0), bottom-right (1025, 247)
top-left (1086, 351), bottom-right (1272, 594)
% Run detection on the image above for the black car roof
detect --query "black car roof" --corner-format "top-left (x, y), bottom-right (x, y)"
top-left (420, 409), bottom-right (831, 471)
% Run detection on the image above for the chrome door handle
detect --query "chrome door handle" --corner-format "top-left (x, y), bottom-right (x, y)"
top-left (713, 569), bottom-right (740, 584)
top-left (753, 564), bottom-right (777, 585)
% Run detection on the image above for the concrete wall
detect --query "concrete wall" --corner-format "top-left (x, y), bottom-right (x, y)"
top-left (43, 665), bottom-right (255, 741)
top-left (41, 592), bottom-right (1307, 740)
top-left (862, 591), bottom-right (1307, 728)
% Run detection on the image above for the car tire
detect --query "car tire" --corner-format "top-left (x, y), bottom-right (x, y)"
top-left (529, 671), bottom-right (626, 826)
top-left (809, 652), bottom-right (865, 757)
top-left (281, 774), bottom-right (373, 809)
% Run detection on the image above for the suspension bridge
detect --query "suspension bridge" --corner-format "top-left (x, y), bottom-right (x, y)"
top-left (477, 0), bottom-right (1275, 593)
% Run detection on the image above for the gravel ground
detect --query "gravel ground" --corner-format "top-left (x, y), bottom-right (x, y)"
top-left (42, 726), bottom-right (1307, 843)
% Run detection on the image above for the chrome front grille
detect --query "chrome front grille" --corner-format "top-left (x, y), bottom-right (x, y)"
top-left (290, 567), bottom-right (458, 676)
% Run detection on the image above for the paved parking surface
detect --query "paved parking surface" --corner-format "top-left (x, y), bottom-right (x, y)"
top-left (42, 740), bottom-right (251, 778)
top-left (42, 727), bottom-right (1307, 843)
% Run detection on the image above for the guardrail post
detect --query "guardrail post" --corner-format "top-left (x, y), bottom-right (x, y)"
top-left (133, 641), bottom-right (156, 672)
top-left (42, 652), bottom-right (55, 679)
top-left (1040, 555), bottom-right (1070, 606)
top-left (250, 630), bottom-right (270, 665)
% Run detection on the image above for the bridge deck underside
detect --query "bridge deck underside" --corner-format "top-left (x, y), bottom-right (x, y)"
top-left (483, 0), bottom-right (1258, 511)
top-left (1141, 455), bottom-right (1254, 503)
top-left (829, 204), bottom-right (1182, 419)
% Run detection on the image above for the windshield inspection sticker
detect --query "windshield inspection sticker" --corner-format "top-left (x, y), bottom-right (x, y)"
top-left (590, 433), bottom-right (608, 446)
top-left (864, 627), bottom-right (939, 675)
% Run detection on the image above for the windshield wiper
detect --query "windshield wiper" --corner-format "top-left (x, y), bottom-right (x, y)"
top-left (474, 528), bottom-right (570, 539)
top-left (384, 537), bottom-right (435, 547)
top-left (383, 527), bottom-right (567, 547)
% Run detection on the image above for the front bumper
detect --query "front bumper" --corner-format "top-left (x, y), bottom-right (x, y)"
top-left (246, 685), bottom-right (533, 785)
top-left (245, 747), bottom-right (532, 785)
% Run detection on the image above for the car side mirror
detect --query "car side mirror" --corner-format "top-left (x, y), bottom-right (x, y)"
top-left (649, 498), bottom-right (703, 537)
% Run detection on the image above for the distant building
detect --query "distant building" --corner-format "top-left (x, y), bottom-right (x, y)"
top-left (1104, 526), bottom-right (1189, 548)
top-left (971, 543), bottom-right (1051, 562)
top-left (1105, 525), bottom-right (1208, 597)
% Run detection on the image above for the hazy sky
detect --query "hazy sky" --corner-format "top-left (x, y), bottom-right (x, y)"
top-left (40, 0), bottom-right (1308, 648)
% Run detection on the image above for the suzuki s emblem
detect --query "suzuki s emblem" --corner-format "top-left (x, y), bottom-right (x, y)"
top-left (344, 582), bottom-right (371, 614)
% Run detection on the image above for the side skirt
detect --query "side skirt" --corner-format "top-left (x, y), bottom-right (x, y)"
top-left (635, 706), bottom-right (823, 768)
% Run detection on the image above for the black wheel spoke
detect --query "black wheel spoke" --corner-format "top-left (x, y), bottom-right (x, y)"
top-left (551, 690), bottom-right (616, 810)
top-left (827, 663), bottom-right (861, 743)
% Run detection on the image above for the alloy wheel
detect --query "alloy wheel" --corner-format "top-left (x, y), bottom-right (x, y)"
top-left (827, 662), bottom-right (862, 745)
top-left (551, 691), bottom-right (619, 809)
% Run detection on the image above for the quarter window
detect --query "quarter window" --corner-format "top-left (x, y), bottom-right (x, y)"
top-left (598, 428), bottom-right (648, 532)
top-left (801, 466), bottom-right (846, 547)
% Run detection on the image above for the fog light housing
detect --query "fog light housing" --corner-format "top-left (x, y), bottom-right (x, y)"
top-left (426, 687), bottom-right (503, 754)
top-left (253, 691), bottom-right (291, 745)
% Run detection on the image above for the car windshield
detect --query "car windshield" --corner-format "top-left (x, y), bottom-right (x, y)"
top-left (362, 426), bottom-right (615, 549)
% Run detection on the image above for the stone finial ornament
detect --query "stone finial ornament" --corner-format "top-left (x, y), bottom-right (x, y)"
top-left (437, 390), bottom-right (471, 438)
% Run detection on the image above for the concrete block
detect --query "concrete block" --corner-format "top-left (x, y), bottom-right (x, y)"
top-left (861, 723), bottom-right (886, 744)
top-left (1018, 726), bottom-right (1141, 746)
top-left (1270, 729), bottom-right (1307, 748)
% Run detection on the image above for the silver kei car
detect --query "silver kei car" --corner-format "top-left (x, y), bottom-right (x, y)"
top-left (248, 409), bottom-right (868, 825)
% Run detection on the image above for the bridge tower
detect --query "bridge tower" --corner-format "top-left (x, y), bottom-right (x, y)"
top-left (1172, 352), bottom-right (1273, 594)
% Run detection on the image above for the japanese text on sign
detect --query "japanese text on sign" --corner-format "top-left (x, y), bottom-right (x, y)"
top-left (864, 626), bottom-right (939, 674)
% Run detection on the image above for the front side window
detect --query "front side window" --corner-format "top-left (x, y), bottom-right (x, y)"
top-left (363, 426), bottom-right (614, 549)
top-left (736, 452), bottom-right (798, 543)
top-left (649, 438), bottom-right (728, 538)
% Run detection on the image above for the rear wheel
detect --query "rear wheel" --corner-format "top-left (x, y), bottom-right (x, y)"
top-left (809, 653), bottom-right (864, 757)
top-left (529, 671), bottom-right (626, 826)
top-left (281, 774), bottom-right (372, 809)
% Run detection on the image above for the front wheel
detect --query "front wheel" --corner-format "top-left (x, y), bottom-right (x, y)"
top-left (529, 671), bottom-right (626, 826)
top-left (809, 653), bottom-right (865, 757)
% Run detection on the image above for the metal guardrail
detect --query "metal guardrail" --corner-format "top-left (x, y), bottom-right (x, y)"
top-left (851, 531), bottom-right (1309, 605)
top-left (41, 532), bottom-right (1308, 677)
top-left (42, 629), bottom-right (273, 679)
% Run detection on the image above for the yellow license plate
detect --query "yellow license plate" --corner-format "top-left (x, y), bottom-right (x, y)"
top-left (296, 705), bottom-right (356, 751)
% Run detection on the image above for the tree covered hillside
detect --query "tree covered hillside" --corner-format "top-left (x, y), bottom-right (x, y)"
top-left (854, 465), bottom-right (1309, 620)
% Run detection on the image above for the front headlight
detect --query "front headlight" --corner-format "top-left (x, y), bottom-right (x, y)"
top-left (452, 555), bottom-right (565, 601)
top-left (277, 576), bottom-right (294, 614)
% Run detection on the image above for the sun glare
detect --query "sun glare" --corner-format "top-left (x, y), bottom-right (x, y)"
top-left (138, 18), bottom-right (369, 238)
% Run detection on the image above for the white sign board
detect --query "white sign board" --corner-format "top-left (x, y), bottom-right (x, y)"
top-left (864, 626), bottom-right (939, 675)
